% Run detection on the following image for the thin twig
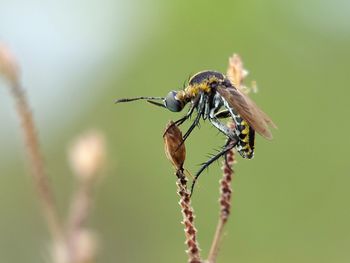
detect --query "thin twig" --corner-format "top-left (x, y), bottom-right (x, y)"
top-left (1, 44), bottom-right (64, 242)
top-left (207, 139), bottom-right (235, 263)
top-left (11, 82), bottom-right (64, 242)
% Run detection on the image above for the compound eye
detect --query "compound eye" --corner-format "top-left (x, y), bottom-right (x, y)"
top-left (165, 91), bottom-right (184, 112)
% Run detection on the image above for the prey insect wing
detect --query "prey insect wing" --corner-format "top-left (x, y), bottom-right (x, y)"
top-left (216, 84), bottom-right (276, 140)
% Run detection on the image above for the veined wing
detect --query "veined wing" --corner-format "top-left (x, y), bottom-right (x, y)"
top-left (216, 85), bottom-right (276, 140)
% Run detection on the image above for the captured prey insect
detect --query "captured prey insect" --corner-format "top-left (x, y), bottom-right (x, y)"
top-left (115, 70), bottom-right (276, 194)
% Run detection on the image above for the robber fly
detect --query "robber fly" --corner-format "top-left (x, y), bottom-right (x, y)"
top-left (115, 70), bottom-right (276, 194)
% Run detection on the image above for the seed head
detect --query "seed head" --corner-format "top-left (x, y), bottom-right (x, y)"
top-left (226, 54), bottom-right (246, 87)
top-left (163, 121), bottom-right (186, 171)
top-left (227, 53), bottom-right (257, 94)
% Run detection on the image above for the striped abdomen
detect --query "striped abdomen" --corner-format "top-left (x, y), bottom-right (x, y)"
top-left (232, 115), bottom-right (255, 159)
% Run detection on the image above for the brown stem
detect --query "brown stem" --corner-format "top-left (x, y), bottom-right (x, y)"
top-left (10, 82), bottom-right (64, 242)
top-left (207, 145), bottom-right (235, 263)
top-left (163, 121), bottom-right (201, 262)
top-left (176, 169), bottom-right (202, 263)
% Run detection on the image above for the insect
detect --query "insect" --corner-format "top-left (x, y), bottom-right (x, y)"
top-left (115, 70), bottom-right (276, 194)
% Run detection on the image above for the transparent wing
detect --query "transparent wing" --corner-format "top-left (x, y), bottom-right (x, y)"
top-left (216, 85), bottom-right (276, 140)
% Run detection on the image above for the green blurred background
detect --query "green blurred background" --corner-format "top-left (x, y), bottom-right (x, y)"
top-left (1, 0), bottom-right (350, 262)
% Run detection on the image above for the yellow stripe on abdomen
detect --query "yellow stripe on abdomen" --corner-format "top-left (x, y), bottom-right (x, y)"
top-left (236, 119), bottom-right (255, 159)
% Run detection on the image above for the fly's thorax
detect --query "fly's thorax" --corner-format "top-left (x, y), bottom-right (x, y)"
top-left (188, 70), bottom-right (225, 85)
top-left (185, 75), bottom-right (223, 98)
top-left (175, 90), bottom-right (187, 102)
top-left (185, 83), bottom-right (210, 98)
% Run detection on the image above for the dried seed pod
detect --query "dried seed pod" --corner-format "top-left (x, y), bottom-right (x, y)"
top-left (163, 121), bottom-right (186, 171)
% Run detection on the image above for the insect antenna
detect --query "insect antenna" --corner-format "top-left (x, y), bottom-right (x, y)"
top-left (114, 96), bottom-right (164, 103)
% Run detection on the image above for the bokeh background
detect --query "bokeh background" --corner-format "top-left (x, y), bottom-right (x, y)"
top-left (1, 0), bottom-right (350, 262)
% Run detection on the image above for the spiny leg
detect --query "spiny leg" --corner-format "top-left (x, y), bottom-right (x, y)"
top-left (209, 117), bottom-right (236, 140)
top-left (190, 136), bottom-right (238, 196)
top-left (174, 109), bottom-right (192, 126)
top-left (183, 94), bottom-right (207, 139)
top-left (175, 94), bottom-right (206, 150)
top-left (174, 110), bottom-right (203, 154)
top-left (182, 110), bottom-right (202, 142)
top-left (163, 103), bottom-right (197, 138)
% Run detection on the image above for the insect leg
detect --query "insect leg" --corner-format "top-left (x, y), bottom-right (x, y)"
top-left (181, 112), bottom-right (200, 142)
top-left (174, 94), bottom-right (201, 126)
top-left (209, 117), bottom-right (236, 140)
top-left (214, 109), bottom-right (230, 119)
top-left (203, 95), bottom-right (210, 120)
top-left (174, 103), bottom-right (196, 126)
top-left (190, 138), bottom-right (238, 196)
top-left (173, 94), bottom-right (206, 151)
top-left (182, 94), bottom-right (206, 142)
top-left (164, 102), bottom-right (198, 138)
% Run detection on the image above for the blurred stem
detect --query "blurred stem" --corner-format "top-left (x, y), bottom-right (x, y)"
top-left (10, 82), bottom-right (64, 242)
top-left (207, 220), bottom-right (225, 263)
top-left (68, 180), bottom-right (93, 234)
top-left (67, 178), bottom-right (95, 262)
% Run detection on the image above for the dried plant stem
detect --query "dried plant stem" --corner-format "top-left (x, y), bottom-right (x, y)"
top-left (10, 82), bottom-right (64, 242)
top-left (163, 121), bottom-right (201, 262)
top-left (207, 144), bottom-right (235, 263)
top-left (176, 169), bottom-right (201, 263)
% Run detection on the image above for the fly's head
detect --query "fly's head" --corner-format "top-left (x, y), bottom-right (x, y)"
top-left (164, 90), bottom-right (188, 112)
